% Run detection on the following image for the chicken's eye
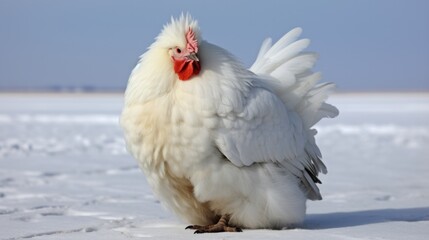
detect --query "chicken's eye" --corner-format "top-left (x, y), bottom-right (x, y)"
top-left (176, 48), bottom-right (182, 54)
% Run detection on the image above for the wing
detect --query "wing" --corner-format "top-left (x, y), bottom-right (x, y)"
top-left (215, 84), bottom-right (325, 200)
top-left (216, 86), bottom-right (304, 166)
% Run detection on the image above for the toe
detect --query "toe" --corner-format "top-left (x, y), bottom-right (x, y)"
top-left (185, 225), bottom-right (195, 230)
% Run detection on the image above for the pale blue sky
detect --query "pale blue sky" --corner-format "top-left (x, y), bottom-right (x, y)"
top-left (0, 0), bottom-right (428, 91)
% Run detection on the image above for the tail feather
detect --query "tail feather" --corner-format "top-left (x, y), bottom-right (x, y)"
top-left (251, 27), bottom-right (305, 73)
top-left (250, 28), bottom-right (338, 128)
top-left (298, 82), bottom-right (338, 127)
top-left (264, 39), bottom-right (311, 73)
top-left (279, 52), bottom-right (317, 76)
top-left (252, 38), bottom-right (272, 69)
top-left (265, 27), bottom-right (303, 57)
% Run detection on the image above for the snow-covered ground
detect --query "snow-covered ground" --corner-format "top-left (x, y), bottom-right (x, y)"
top-left (0, 93), bottom-right (428, 240)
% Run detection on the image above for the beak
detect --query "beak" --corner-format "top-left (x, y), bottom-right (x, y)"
top-left (186, 52), bottom-right (199, 62)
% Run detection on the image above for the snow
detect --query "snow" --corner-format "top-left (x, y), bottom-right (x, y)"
top-left (0, 93), bottom-right (428, 239)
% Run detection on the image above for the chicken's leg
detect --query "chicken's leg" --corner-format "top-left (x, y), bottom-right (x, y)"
top-left (185, 214), bottom-right (242, 233)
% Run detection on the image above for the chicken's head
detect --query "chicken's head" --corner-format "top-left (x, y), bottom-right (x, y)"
top-left (169, 28), bottom-right (201, 81)
top-left (151, 14), bottom-right (202, 81)
top-left (124, 14), bottom-right (204, 104)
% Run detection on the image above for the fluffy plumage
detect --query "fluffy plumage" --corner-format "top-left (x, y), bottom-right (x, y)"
top-left (121, 14), bottom-right (338, 230)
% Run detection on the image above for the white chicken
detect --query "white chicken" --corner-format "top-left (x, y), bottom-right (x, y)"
top-left (121, 14), bottom-right (338, 233)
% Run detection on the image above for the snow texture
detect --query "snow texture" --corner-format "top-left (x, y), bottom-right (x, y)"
top-left (0, 93), bottom-right (428, 239)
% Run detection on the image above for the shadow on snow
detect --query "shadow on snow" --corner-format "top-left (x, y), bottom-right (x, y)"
top-left (305, 207), bottom-right (429, 229)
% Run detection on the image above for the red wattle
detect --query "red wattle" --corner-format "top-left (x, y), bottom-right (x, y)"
top-left (174, 59), bottom-right (201, 81)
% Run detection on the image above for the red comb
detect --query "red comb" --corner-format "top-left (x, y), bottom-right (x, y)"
top-left (186, 28), bottom-right (198, 53)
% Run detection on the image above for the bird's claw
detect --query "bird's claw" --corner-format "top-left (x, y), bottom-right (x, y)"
top-left (185, 225), bottom-right (195, 230)
top-left (185, 214), bottom-right (242, 233)
top-left (186, 224), bottom-right (242, 233)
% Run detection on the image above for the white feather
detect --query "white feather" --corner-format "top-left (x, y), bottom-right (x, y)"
top-left (252, 37), bottom-right (272, 68)
top-left (121, 15), bottom-right (338, 230)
